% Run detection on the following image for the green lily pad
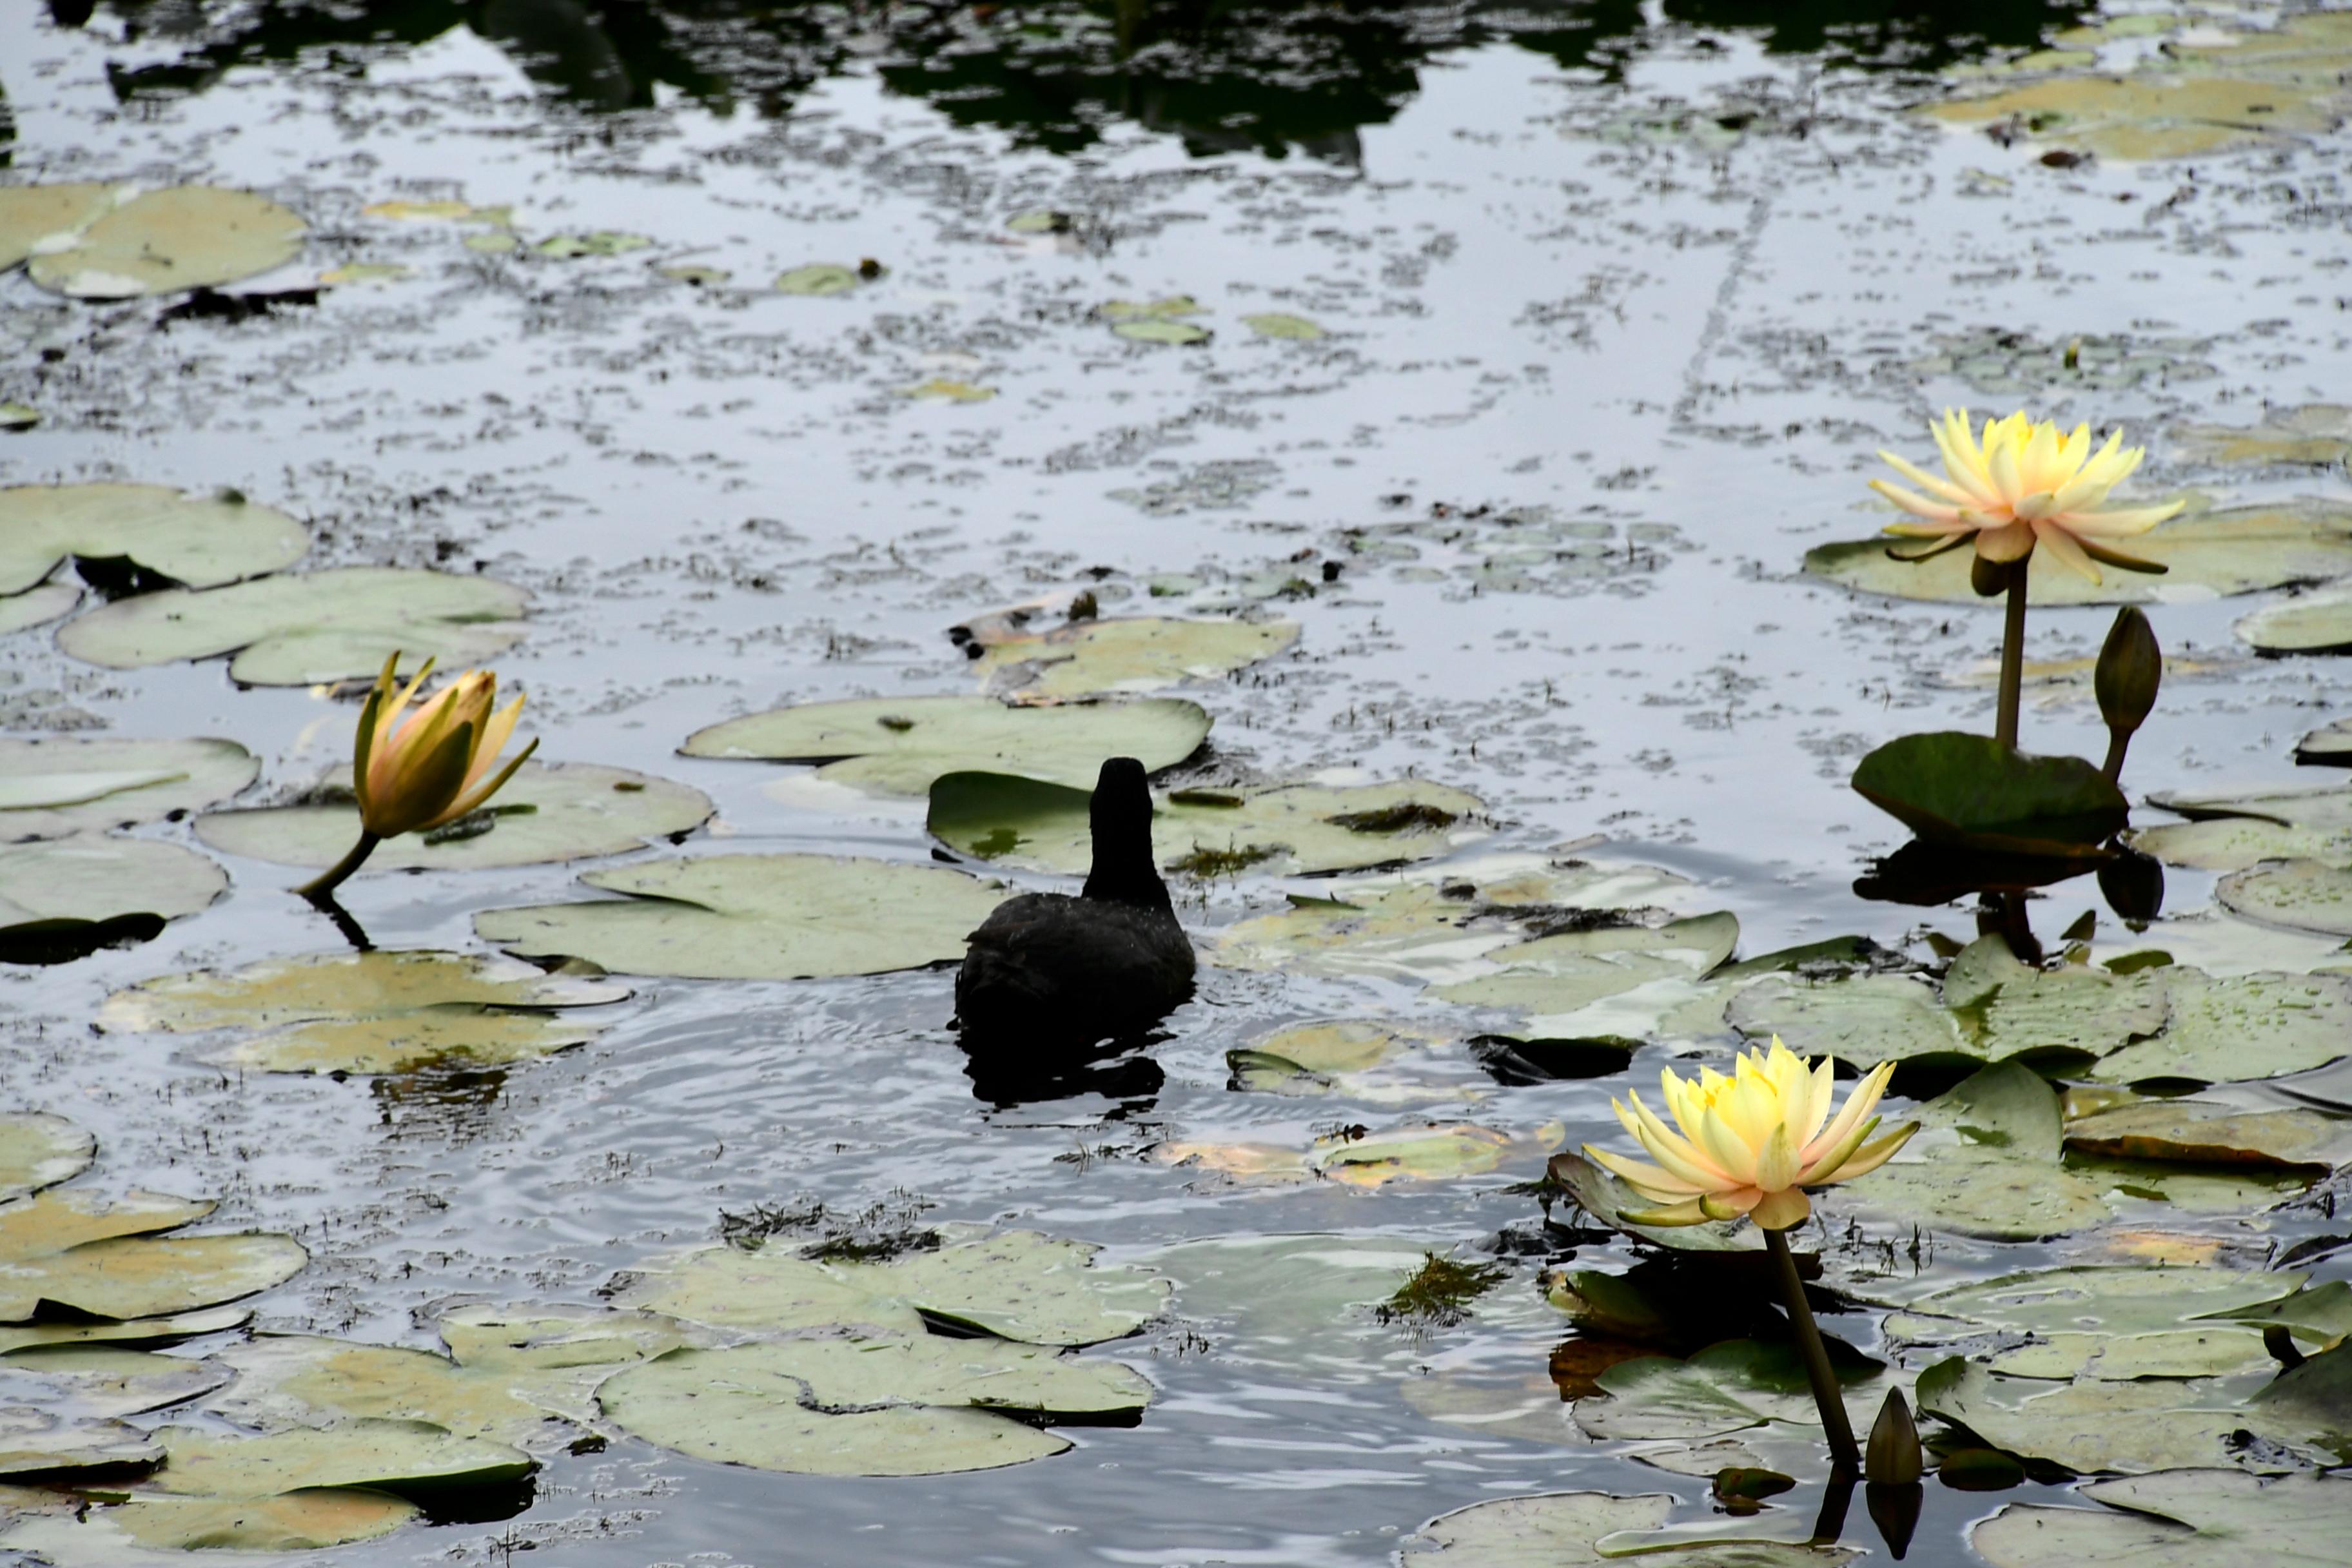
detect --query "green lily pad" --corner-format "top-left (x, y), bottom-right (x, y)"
top-left (0, 838), bottom-right (225, 935)
top-left (533, 231), bottom-right (648, 258)
top-left (2063, 1100), bottom-right (2342, 1171)
top-left (57, 567), bottom-right (529, 685)
top-left (1852, 732), bottom-right (2127, 856)
top-left (0, 184), bottom-right (119, 270)
top-left (0, 484), bottom-right (306, 598)
top-left (2249, 1342), bottom-right (2352, 1462)
top-left (774, 264), bottom-right (860, 295)
top-left (14, 186), bottom-right (306, 299)
top-left (1113, 318), bottom-right (1211, 345)
top-left (196, 760), bottom-right (712, 873)
top-left (1240, 312), bottom-right (1324, 340)
top-left (610, 1335), bottom-right (1146, 1421)
top-left (0, 583), bottom-right (76, 635)
top-left (2219, 860), bottom-right (2352, 938)
top-left (1916, 1359), bottom-right (2269, 1474)
top-left (475, 853), bottom-right (1006, 981)
top-left (0, 1407), bottom-right (161, 1476)
top-left (2093, 972), bottom-right (2352, 1084)
top-left (1433, 912), bottom-right (1740, 1032)
top-left (1887, 1264), bottom-right (2322, 1355)
top-left (0, 1345), bottom-right (230, 1420)
top-left (620, 1227), bottom-right (1164, 1349)
top-left (928, 770), bottom-right (1480, 878)
top-left (1311, 1122), bottom-right (1524, 1187)
top-left (2130, 785), bottom-right (2352, 871)
top-left (0, 1114), bottom-right (93, 1204)
top-left (205, 1333), bottom-right (606, 1449)
top-left (98, 950), bottom-right (629, 1076)
top-left (147, 1417), bottom-right (533, 1498)
top-left (0, 1306), bottom-right (250, 1356)
top-left (1974, 1467), bottom-right (2351, 1567)
top-left (681, 694), bottom-right (1210, 796)
top-left (0, 736), bottom-right (258, 841)
top-left (0, 1188), bottom-right (307, 1324)
top-left (436, 1305), bottom-right (692, 1374)
top-left (1402, 1489), bottom-right (1857, 1565)
top-left (1099, 296), bottom-right (1204, 321)
top-left (600, 1368), bottom-right (1066, 1476)
top-left (2298, 718), bottom-right (2352, 765)
top-left (3, 1487), bottom-right (418, 1558)
top-left (1573, 1340), bottom-right (1885, 1445)
top-left (1807, 500), bottom-right (2352, 607)
top-left (2177, 404), bottom-right (2352, 470)
top-left (1142, 1233), bottom-right (1433, 1353)
top-left (965, 616), bottom-right (1298, 701)
top-left (1726, 973), bottom-right (1967, 1070)
top-left (1838, 1064), bottom-right (2113, 1240)
top-left (2237, 586), bottom-right (2352, 654)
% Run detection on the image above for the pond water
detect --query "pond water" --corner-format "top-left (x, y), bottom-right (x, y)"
top-left (2, 2), bottom-right (2350, 1565)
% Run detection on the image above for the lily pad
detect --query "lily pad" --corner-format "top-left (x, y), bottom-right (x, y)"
top-left (0, 838), bottom-right (226, 939)
top-left (0, 737), bottom-right (257, 841)
top-left (0, 1114), bottom-right (93, 1203)
top-left (612, 1334), bottom-right (1146, 1420)
top-left (1240, 312), bottom-right (1324, 340)
top-left (2238, 586), bottom-right (2352, 654)
top-left (3, 1487), bottom-right (418, 1556)
top-left (2063, 1100), bottom-right (2342, 1172)
top-left (2130, 785), bottom-right (2352, 871)
top-left (0, 1306), bottom-right (250, 1356)
top-left (1433, 912), bottom-right (1739, 1032)
top-left (1916, 1359), bottom-right (2270, 1474)
top-left (2219, 860), bottom-right (2352, 939)
top-left (533, 231), bottom-right (647, 258)
top-left (436, 1305), bottom-right (693, 1377)
top-left (774, 264), bottom-right (860, 296)
top-left (2093, 972), bottom-right (2352, 1084)
top-left (1886, 1264), bottom-right (2327, 1362)
top-left (620, 1227), bottom-right (1165, 1349)
top-left (600, 1370), bottom-right (1066, 1476)
top-left (2177, 405), bottom-right (2352, 470)
top-left (1974, 1467), bottom-right (2350, 1567)
top-left (963, 616), bottom-right (1298, 701)
top-left (205, 1334), bottom-right (602, 1449)
top-left (475, 853), bottom-right (1006, 981)
top-left (1142, 1233), bottom-right (1433, 1355)
top-left (1727, 973), bottom-right (1970, 1070)
top-left (1547, 1152), bottom-right (1756, 1253)
top-left (0, 1407), bottom-right (161, 1476)
top-left (1852, 733), bottom-right (2127, 856)
top-left (0, 583), bottom-right (76, 635)
top-left (196, 760), bottom-right (712, 873)
top-left (0, 184), bottom-right (119, 271)
top-left (1113, 319), bottom-right (1211, 345)
top-left (147, 1417), bottom-right (533, 1498)
top-left (928, 770), bottom-right (1481, 878)
top-left (1312, 1122), bottom-right (1524, 1187)
top-left (58, 567), bottom-right (530, 685)
top-left (98, 950), bottom-right (628, 1076)
top-left (1573, 1340), bottom-right (1885, 1446)
top-left (1807, 500), bottom-right (2352, 607)
top-left (12, 186), bottom-right (306, 299)
top-left (0, 484), bottom-right (307, 598)
top-left (0, 1188), bottom-right (306, 1323)
top-left (1838, 1064), bottom-right (2114, 1240)
top-left (1402, 1489), bottom-right (1856, 1565)
top-left (0, 1345), bottom-right (230, 1420)
top-left (681, 694), bottom-right (1209, 796)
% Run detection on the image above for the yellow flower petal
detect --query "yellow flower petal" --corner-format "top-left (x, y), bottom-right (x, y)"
top-left (1750, 1187), bottom-right (1811, 1231)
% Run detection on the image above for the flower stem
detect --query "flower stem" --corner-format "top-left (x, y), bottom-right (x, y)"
top-left (293, 832), bottom-right (380, 902)
top-left (1765, 1225), bottom-right (1860, 1476)
top-left (1995, 567), bottom-right (2028, 749)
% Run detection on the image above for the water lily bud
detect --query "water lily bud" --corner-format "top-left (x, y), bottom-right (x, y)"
top-left (353, 654), bottom-right (536, 839)
top-left (1866, 1388), bottom-right (1923, 1485)
top-left (2095, 605), bottom-right (2161, 740)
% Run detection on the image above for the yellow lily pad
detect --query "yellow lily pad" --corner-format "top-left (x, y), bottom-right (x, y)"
top-left (14, 186), bottom-right (305, 299)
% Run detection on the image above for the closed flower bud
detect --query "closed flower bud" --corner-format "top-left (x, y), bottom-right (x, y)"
top-left (2095, 605), bottom-right (2161, 739)
top-left (1866, 1388), bottom-right (1924, 1486)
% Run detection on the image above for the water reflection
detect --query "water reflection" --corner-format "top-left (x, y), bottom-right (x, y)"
top-left (960, 1032), bottom-right (1165, 1112)
top-left (65, 0), bottom-right (2093, 158)
top-left (373, 1062), bottom-right (513, 1141)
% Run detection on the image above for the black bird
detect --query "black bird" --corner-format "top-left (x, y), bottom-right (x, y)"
top-left (954, 756), bottom-right (1195, 1048)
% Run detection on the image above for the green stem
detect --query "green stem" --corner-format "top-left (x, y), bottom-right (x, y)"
top-left (1995, 567), bottom-right (2028, 749)
top-left (2101, 727), bottom-right (2131, 786)
top-left (1766, 1225), bottom-right (1860, 1476)
top-left (293, 831), bottom-right (380, 902)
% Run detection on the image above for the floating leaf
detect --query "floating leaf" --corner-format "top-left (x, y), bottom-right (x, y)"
top-left (1852, 732), bottom-right (2126, 856)
top-left (2177, 404), bottom-right (2352, 470)
top-left (0, 1115), bottom-right (93, 1204)
top-left (2064, 1100), bottom-right (2342, 1172)
top-left (1917, 1359), bottom-right (2266, 1474)
top-left (2219, 860), bottom-right (2352, 939)
top-left (1433, 913), bottom-right (1738, 1035)
top-left (0, 1345), bottom-right (229, 1420)
top-left (0, 404), bottom-right (41, 434)
top-left (436, 1306), bottom-right (692, 1377)
top-left (928, 770), bottom-right (1480, 878)
top-left (601, 1368), bottom-right (1065, 1476)
top-left (0, 737), bottom-right (257, 841)
top-left (2237, 586), bottom-right (2352, 655)
top-left (1973, 1467), bottom-right (2352, 1568)
top-left (0, 484), bottom-right (306, 598)
top-left (532, 231), bottom-right (647, 258)
top-left (964, 616), bottom-right (1298, 701)
top-left (2093, 972), bottom-right (2352, 1084)
top-left (615, 1335), bottom-right (1144, 1421)
top-left (57, 567), bottom-right (529, 685)
top-left (774, 263), bottom-right (860, 296)
top-left (2131, 785), bottom-right (2352, 870)
top-left (1403, 1489), bottom-right (1857, 1565)
top-left (196, 760), bottom-right (712, 873)
top-left (0, 184), bottom-right (119, 271)
top-left (317, 262), bottom-right (409, 286)
top-left (147, 1418), bottom-right (533, 1498)
top-left (2295, 718), bottom-right (2352, 766)
top-left (475, 853), bottom-right (1005, 981)
top-left (1113, 318), bottom-right (1210, 345)
top-left (3, 1487), bottom-right (416, 1557)
top-left (1838, 1064), bottom-right (2113, 1240)
top-left (1547, 1152), bottom-right (1755, 1253)
top-left (205, 1334), bottom-right (602, 1449)
top-left (1886, 1264), bottom-right (2325, 1363)
top-left (656, 263), bottom-right (730, 286)
top-left (14, 186), bottom-right (305, 299)
top-left (1807, 500), bottom-right (2352, 606)
top-left (0, 583), bottom-right (74, 636)
top-left (1240, 312), bottom-right (1324, 340)
top-left (1573, 1340), bottom-right (1885, 1445)
top-left (1099, 296), bottom-right (1204, 320)
top-left (901, 377), bottom-right (994, 402)
top-left (0, 1407), bottom-right (161, 1476)
top-left (0, 1306), bottom-right (250, 1356)
top-left (0, 839), bottom-right (226, 946)
top-left (681, 694), bottom-right (1209, 795)
top-left (1313, 1122), bottom-right (1519, 1188)
top-left (0, 1188), bottom-right (306, 1323)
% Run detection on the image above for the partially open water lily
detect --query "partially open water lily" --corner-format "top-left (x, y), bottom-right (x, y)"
top-left (1871, 409), bottom-right (2184, 583)
top-left (1585, 1038), bottom-right (1916, 1231)
top-left (294, 653), bottom-right (536, 900)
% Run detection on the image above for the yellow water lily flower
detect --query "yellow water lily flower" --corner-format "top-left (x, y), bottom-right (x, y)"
top-left (1584, 1038), bottom-right (1916, 1231)
top-left (1870, 409), bottom-right (2184, 583)
top-left (354, 654), bottom-right (535, 838)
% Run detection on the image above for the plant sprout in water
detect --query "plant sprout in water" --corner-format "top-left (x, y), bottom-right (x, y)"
top-left (1582, 1038), bottom-right (1917, 1474)
top-left (296, 653), bottom-right (538, 901)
